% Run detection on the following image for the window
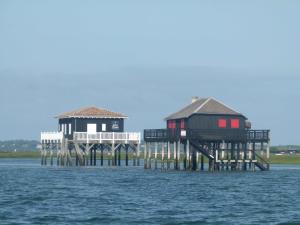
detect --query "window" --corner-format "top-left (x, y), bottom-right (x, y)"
top-left (102, 123), bottom-right (107, 132)
top-left (231, 119), bottom-right (240, 128)
top-left (69, 123), bottom-right (72, 135)
top-left (168, 120), bottom-right (176, 129)
top-left (218, 119), bottom-right (227, 128)
top-left (180, 119), bottom-right (185, 129)
top-left (87, 124), bottom-right (97, 133)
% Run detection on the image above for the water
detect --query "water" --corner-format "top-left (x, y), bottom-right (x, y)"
top-left (0, 159), bottom-right (300, 225)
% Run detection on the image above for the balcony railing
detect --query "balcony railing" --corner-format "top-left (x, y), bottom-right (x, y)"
top-left (144, 129), bottom-right (270, 142)
top-left (41, 132), bottom-right (64, 142)
top-left (73, 132), bottom-right (141, 143)
top-left (246, 130), bottom-right (270, 142)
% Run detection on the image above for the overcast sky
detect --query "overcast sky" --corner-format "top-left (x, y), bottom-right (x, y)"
top-left (0, 0), bottom-right (299, 145)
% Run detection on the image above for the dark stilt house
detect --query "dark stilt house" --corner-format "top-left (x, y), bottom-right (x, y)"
top-left (41, 107), bottom-right (141, 167)
top-left (144, 97), bottom-right (270, 171)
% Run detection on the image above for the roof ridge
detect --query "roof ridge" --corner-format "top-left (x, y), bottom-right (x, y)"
top-left (194, 97), bottom-right (211, 113)
top-left (210, 97), bottom-right (242, 115)
top-left (164, 97), bottom-right (205, 120)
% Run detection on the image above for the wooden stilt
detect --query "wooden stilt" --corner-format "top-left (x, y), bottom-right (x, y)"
top-left (183, 142), bottom-right (187, 170)
top-left (137, 144), bottom-right (140, 166)
top-left (144, 142), bottom-right (148, 169)
top-left (50, 150), bottom-right (53, 166)
top-left (133, 145), bottom-right (136, 166)
top-left (90, 147), bottom-right (93, 166)
top-left (173, 142), bottom-right (177, 170)
top-left (100, 146), bottom-right (104, 166)
top-left (125, 145), bottom-right (129, 166)
top-left (148, 143), bottom-right (152, 169)
top-left (154, 142), bottom-right (158, 169)
top-left (186, 140), bottom-right (190, 170)
top-left (196, 152), bottom-right (199, 171)
top-left (118, 146), bottom-right (121, 166)
top-left (177, 140), bottom-right (181, 170)
top-left (167, 142), bottom-right (171, 170)
top-left (161, 142), bottom-right (165, 170)
top-left (94, 148), bottom-right (96, 166)
top-left (111, 143), bottom-right (115, 166)
top-left (201, 153), bottom-right (204, 171)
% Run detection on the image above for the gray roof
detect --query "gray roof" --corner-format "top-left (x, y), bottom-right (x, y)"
top-left (165, 97), bottom-right (246, 120)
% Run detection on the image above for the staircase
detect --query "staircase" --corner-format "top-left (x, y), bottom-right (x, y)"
top-left (254, 153), bottom-right (270, 171)
top-left (189, 140), bottom-right (214, 160)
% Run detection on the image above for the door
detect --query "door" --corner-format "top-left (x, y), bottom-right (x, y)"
top-left (87, 123), bottom-right (97, 133)
top-left (102, 123), bottom-right (106, 132)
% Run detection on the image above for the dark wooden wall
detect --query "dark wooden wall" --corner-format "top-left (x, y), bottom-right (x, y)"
top-left (59, 118), bottom-right (124, 139)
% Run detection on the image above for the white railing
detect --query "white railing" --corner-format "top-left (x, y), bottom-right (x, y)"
top-left (73, 132), bottom-right (141, 143)
top-left (41, 132), bottom-right (64, 142)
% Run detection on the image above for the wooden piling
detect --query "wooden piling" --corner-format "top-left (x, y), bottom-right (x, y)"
top-left (161, 142), bottom-right (165, 170)
top-left (144, 142), bottom-right (148, 169)
top-left (118, 146), bottom-right (121, 166)
top-left (137, 144), bottom-right (140, 166)
top-left (148, 143), bottom-right (152, 169)
top-left (183, 142), bottom-right (187, 170)
top-left (201, 153), bottom-right (204, 171)
top-left (125, 145), bottom-right (129, 166)
top-left (177, 141), bottom-right (181, 170)
top-left (100, 146), bottom-right (104, 166)
top-left (154, 142), bottom-right (158, 169)
top-left (167, 142), bottom-right (171, 170)
top-left (173, 142), bottom-right (177, 170)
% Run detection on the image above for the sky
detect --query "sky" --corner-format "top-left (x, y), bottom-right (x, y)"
top-left (0, 0), bottom-right (299, 145)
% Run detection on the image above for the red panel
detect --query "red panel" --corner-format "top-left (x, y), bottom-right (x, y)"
top-left (180, 120), bottom-right (185, 129)
top-left (218, 119), bottom-right (227, 128)
top-left (231, 119), bottom-right (240, 128)
top-left (168, 120), bottom-right (176, 129)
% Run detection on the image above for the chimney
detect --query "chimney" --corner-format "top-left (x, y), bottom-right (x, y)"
top-left (191, 96), bottom-right (199, 103)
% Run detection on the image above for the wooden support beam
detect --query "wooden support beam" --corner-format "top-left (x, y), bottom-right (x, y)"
top-left (201, 153), bottom-right (204, 171)
top-left (148, 143), bottom-right (152, 169)
top-left (186, 140), bottom-right (190, 170)
top-left (94, 148), bottom-right (97, 166)
top-left (183, 142), bottom-right (187, 170)
top-left (177, 140), bottom-right (181, 170)
top-left (100, 146), bottom-right (104, 166)
top-left (161, 142), bottom-right (165, 170)
top-left (167, 142), bottom-right (171, 170)
top-left (118, 145), bottom-right (121, 166)
top-left (173, 142), bottom-right (177, 170)
top-left (137, 144), bottom-right (140, 166)
top-left (144, 142), bottom-right (148, 169)
top-left (125, 145), bottom-right (129, 166)
top-left (154, 142), bottom-right (158, 169)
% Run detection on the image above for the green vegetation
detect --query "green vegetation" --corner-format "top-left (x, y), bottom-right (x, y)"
top-left (0, 151), bottom-right (40, 158)
top-left (270, 154), bottom-right (300, 164)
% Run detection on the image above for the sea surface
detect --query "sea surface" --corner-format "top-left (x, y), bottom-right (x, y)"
top-left (0, 159), bottom-right (300, 225)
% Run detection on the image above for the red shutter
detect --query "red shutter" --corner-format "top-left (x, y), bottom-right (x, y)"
top-left (218, 119), bottom-right (227, 128)
top-left (231, 119), bottom-right (240, 128)
top-left (180, 120), bottom-right (185, 129)
top-left (168, 120), bottom-right (176, 129)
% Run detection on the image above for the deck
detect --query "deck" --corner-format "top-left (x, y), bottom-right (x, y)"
top-left (41, 131), bottom-right (141, 144)
top-left (144, 129), bottom-right (270, 142)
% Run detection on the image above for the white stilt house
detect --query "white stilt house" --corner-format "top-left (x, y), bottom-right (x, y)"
top-left (41, 106), bottom-right (141, 166)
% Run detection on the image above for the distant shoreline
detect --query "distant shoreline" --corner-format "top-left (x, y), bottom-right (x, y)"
top-left (0, 151), bottom-right (299, 165)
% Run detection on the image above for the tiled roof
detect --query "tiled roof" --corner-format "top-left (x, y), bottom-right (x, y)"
top-left (56, 107), bottom-right (127, 119)
top-left (165, 97), bottom-right (245, 120)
